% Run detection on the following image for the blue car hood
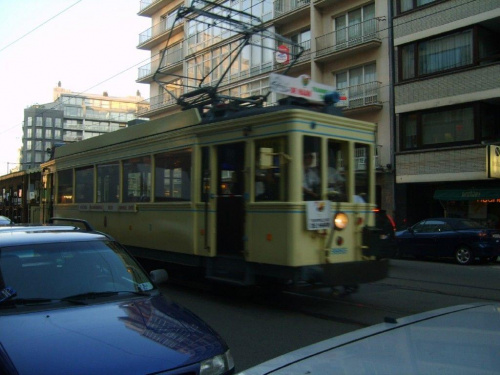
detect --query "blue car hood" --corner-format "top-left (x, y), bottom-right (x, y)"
top-left (0, 294), bottom-right (227, 375)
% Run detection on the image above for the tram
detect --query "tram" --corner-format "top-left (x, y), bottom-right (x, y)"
top-left (0, 168), bottom-right (43, 224)
top-left (40, 98), bottom-right (393, 290)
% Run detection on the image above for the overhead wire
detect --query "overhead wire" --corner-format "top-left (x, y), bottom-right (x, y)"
top-left (0, 0), bottom-right (483, 137)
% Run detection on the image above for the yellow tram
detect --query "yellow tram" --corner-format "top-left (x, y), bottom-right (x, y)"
top-left (41, 101), bottom-right (391, 289)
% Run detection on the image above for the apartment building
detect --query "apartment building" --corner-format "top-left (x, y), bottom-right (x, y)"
top-left (20, 84), bottom-right (148, 170)
top-left (136, 0), bottom-right (395, 214)
top-left (393, 0), bottom-right (500, 227)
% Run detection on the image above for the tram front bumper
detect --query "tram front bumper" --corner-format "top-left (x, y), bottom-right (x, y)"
top-left (302, 259), bottom-right (389, 287)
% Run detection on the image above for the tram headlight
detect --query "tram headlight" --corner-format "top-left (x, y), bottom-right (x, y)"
top-left (334, 212), bottom-right (348, 230)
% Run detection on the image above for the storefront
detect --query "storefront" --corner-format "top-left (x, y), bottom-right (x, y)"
top-left (433, 188), bottom-right (500, 229)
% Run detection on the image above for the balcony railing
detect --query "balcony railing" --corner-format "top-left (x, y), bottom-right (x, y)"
top-left (274, 0), bottom-right (310, 18)
top-left (137, 94), bottom-right (177, 116)
top-left (139, 12), bottom-right (178, 46)
top-left (138, 43), bottom-right (184, 80)
top-left (337, 81), bottom-right (381, 109)
top-left (316, 18), bottom-right (380, 57)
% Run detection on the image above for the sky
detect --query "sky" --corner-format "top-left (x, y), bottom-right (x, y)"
top-left (0, 0), bottom-right (150, 175)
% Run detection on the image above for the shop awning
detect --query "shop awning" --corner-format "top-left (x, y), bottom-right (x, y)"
top-left (433, 189), bottom-right (500, 201)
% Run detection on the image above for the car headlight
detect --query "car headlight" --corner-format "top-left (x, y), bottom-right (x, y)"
top-left (200, 350), bottom-right (234, 375)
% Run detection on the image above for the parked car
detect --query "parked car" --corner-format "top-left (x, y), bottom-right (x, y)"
top-left (240, 303), bottom-right (500, 375)
top-left (0, 216), bottom-right (12, 225)
top-left (395, 217), bottom-right (500, 265)
top-left (0, 218), bottom-right (234, 375)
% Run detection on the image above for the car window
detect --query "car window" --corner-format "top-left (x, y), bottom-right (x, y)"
top-left (455, 219), bottom-right (483, 230)
top-left (0, 240), bottom-right (154, 301)
top-left (412, 221), bottom-right (427, 233)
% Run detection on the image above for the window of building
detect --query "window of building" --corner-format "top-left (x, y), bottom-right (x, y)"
top-left (26, 141), bottom-right (32, 151)
top-left (334, 3), bottom-right (375, 47)
top-left (255, 137), bottom-right (288, 202)
top-left (398, 27), bottom-right (500, 81)
top-left (399, 103), bottom-right (500, 151)
top-left (27, 117), bottom-right (33, 126)
top-left (397, 0), bottom-right (439, 14)
top-left (35, 128), bottom-right (43, 138)
top-left (291, 29), bottom-right (311, 57)
top-left (154, 149), bottom-right (191, 202)
top-left (123, 156), bottom-right (151, 202)
top-left (97, 163), bottom-right (119, 203)
top-left (57, 169), bottom-right (73, 203)
top-left (335, 63), bottom-right (376, 107)
top-left (26, 128), bottom-right (32, 138)
top-left (35, 141), bottom-right (42, 151)
top-left (45, 129), bottom-right (52, 139)
top-left (46, 118), bottom-right (52, 127)
top-left (75, 166), bottom-right (94, 203)
top-left (54, 129), bottom-right (62, 139)
top-left (55, 118), bottom-right (62, 128)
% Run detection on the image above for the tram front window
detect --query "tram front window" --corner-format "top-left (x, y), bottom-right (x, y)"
top-left (328, 140), bottom-right (348, 202)
top-left (303, 136), bottom-right (321, 201)
top-left (255, 138), bottom-right (287, 202)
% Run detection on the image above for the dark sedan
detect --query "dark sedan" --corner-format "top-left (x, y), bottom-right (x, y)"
top-left (0, 221), bottom-right (234, 375)
top-left (395, 218), bottom-right (500, 265)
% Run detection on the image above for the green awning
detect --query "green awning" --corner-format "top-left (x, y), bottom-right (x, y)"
top-left (433, 189), bottom-right (500, 201)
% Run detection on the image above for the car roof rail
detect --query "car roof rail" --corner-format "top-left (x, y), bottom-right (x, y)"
top-left (48, 217), bottom-right (95, 232)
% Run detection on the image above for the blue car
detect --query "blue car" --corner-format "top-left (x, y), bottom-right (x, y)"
top-left (395, 217), bottom-right (500, 265)
top-left (0, 219), bottom-right (234, 375)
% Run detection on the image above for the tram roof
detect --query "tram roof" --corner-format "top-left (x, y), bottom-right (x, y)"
top-left (48, 102), bottom-right (374, 161)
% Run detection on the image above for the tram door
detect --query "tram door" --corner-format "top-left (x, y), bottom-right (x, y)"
top-left (216, 143), bottom-right (245, 256)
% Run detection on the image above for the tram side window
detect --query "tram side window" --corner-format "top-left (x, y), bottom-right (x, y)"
top-left (255, 137), bottom-right (287, 202)
top-left (57, 169), bottom-right (73, 204)
top-left (97, 163), bottom-right (119, 203)
top-left (328, 140), bottom-right (348, 202)
top-left (75, 166), bottom-right (94, 203)
top-left (155, 149), bottom-right (191, 202)
top-left (123, 157), bottom-right (151, 202)
top-left (303, 136), bottom-right (321, 201)
top-left (354, 143), bottom-right (370, 203)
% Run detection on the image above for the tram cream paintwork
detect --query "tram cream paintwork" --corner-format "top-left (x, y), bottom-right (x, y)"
top-left (43, 107), bottom-right (377, 270)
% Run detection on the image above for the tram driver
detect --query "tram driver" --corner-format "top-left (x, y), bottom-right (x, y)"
top-left (303, 152), bottom-right (320, 201)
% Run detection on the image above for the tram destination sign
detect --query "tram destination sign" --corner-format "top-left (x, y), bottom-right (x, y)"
top-left (488, 145), bottom-right (500, 178)
top-left (306, 201), bottom-right (332, 230)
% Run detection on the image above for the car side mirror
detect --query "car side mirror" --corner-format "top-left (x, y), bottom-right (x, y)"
top-left (149, 269), bottom-right (168, 284)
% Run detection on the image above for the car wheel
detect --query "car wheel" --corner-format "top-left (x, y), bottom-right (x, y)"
top-left (455, 246), bottom-right (473, 265)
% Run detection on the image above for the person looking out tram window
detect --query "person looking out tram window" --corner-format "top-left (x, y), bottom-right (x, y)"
top-left (303, 152), bottom-right (320, 201)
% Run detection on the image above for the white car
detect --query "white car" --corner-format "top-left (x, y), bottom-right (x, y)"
top-left (240, 303), bottom-right (500, 375)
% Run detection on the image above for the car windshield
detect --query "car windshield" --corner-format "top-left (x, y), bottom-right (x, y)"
top-left (0, 240), bottom-right (154, 302)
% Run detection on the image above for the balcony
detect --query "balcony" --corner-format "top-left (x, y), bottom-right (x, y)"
top-left (137, 43), bottom-right (184, 83)
top-left (337, 81), bottom-right (383, 113)
top-left (313, 0), bottom-right (343, 10)
top-left (315, 18), bottom-right (382, 63)
top-left (273, 0), bottom-right (310, 25)
top-left (138, 0), bottom-right (171, 17)
top-left (137, 13), bottom-right (183, 50)
top-left (136, 94), bottom-right (178, 117)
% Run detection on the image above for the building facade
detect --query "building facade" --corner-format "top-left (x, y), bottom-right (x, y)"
top-left (392, 0), bottom-right (500, 228)
top-left (136, 0), bottom-right (395, 214)
top-left (20, 84), bottom-right (148, 170)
